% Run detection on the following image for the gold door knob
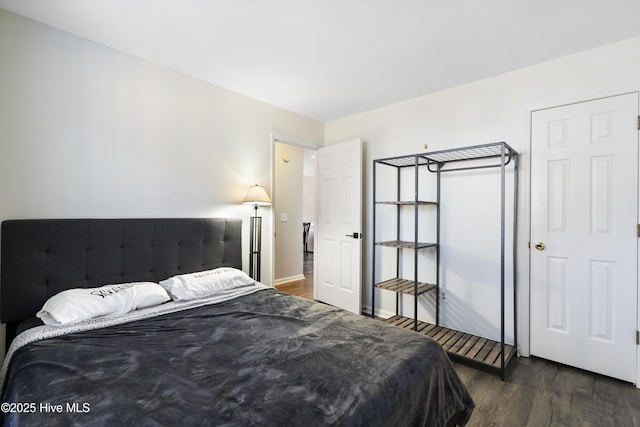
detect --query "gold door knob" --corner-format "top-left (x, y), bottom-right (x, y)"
top-left (534, 242), bottom-right (546, 251)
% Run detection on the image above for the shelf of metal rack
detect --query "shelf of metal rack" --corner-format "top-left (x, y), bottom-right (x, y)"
top-left (382, 315), bottom-right (517, 376)
top-left (376, 201), bottom-right (438, 206)
top-left (375, 240), bottom-right (437, 249)
top-left (374, 278), bottom-right (437, 296)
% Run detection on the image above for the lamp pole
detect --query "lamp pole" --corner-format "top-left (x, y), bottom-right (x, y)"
top-left (248, 203), bottom-right (262, 281)
top-left (242, 184), bottom-right (271, 282)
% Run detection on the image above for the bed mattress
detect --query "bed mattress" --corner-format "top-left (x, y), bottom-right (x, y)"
top-left (1, 288), bottom-right (473, 426)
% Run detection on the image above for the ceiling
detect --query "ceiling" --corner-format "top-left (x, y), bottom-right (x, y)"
top-left (2, 0), bottom-right (640, 122)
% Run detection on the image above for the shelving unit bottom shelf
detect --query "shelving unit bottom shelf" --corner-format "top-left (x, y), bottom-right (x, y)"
top-left (382, 315), bottom-right (516, 379)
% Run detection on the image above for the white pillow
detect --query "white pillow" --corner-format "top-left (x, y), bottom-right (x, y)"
top-left (37, 282), bottom-right (170, 326)
top-left (159, 267), bottom-right (254, 301)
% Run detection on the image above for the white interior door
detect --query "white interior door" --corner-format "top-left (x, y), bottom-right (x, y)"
top-left (530, 93), bottom-right (638, 383)
top-left (316, 139), bottom-right (362, 314)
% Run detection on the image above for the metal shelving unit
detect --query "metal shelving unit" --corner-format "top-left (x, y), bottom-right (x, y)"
top-left (372, 141), bottom-right (518, 380)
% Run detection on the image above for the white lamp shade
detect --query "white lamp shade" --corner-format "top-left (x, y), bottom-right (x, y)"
top-left (242, 185), bottom-right (272, 206)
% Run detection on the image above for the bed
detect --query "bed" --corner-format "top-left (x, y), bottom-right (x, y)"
top-left (0, 218), bottom-right (474, 426)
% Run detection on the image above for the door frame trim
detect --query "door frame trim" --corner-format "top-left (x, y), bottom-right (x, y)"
top-left (524, 89), bottom-right (640, 387)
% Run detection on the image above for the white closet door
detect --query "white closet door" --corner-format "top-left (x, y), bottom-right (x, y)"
top-left (530, 93), bottom-right (638, 383)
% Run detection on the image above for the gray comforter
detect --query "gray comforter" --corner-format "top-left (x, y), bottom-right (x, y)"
top-left (2, 289), bottom-right (474, 426)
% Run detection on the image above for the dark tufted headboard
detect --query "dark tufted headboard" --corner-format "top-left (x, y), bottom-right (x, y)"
top-left (1, 218), bottom-right (242, 345)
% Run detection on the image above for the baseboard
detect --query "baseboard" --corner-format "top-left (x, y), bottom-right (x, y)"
top-left (361, 305), bottom-right (395, 319)
top-left (273, 274), bottom-right (306, 287)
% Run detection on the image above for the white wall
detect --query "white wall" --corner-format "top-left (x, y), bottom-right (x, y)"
top-left (0, 9), bottom-right (323, 293)
top-left (325, 36), bottom-right (640, 352)
top-left (302, 175), bottom-right (315, 253)
top-left (302, 175), bottom-right (316, 224)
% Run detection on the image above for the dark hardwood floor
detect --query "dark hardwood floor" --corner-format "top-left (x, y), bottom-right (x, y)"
top-left (277, 255), bottom-right (640, 426)
top-left (455, 355), bottom-right (640, 426)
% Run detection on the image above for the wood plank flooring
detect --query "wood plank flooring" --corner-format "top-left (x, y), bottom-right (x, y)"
top-left (457, 356), bottom-right (640, 426)
top-left (274, 253), bottom-right (314, 300)
top-left (276, 254), bottom-right (640, 426)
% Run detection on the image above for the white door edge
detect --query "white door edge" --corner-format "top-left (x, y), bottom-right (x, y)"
top-left (315, 138), bottom-right (363, 314)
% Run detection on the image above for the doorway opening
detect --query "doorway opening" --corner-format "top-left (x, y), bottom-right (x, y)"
top-left (272, 139), bottom-right (316, 300)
